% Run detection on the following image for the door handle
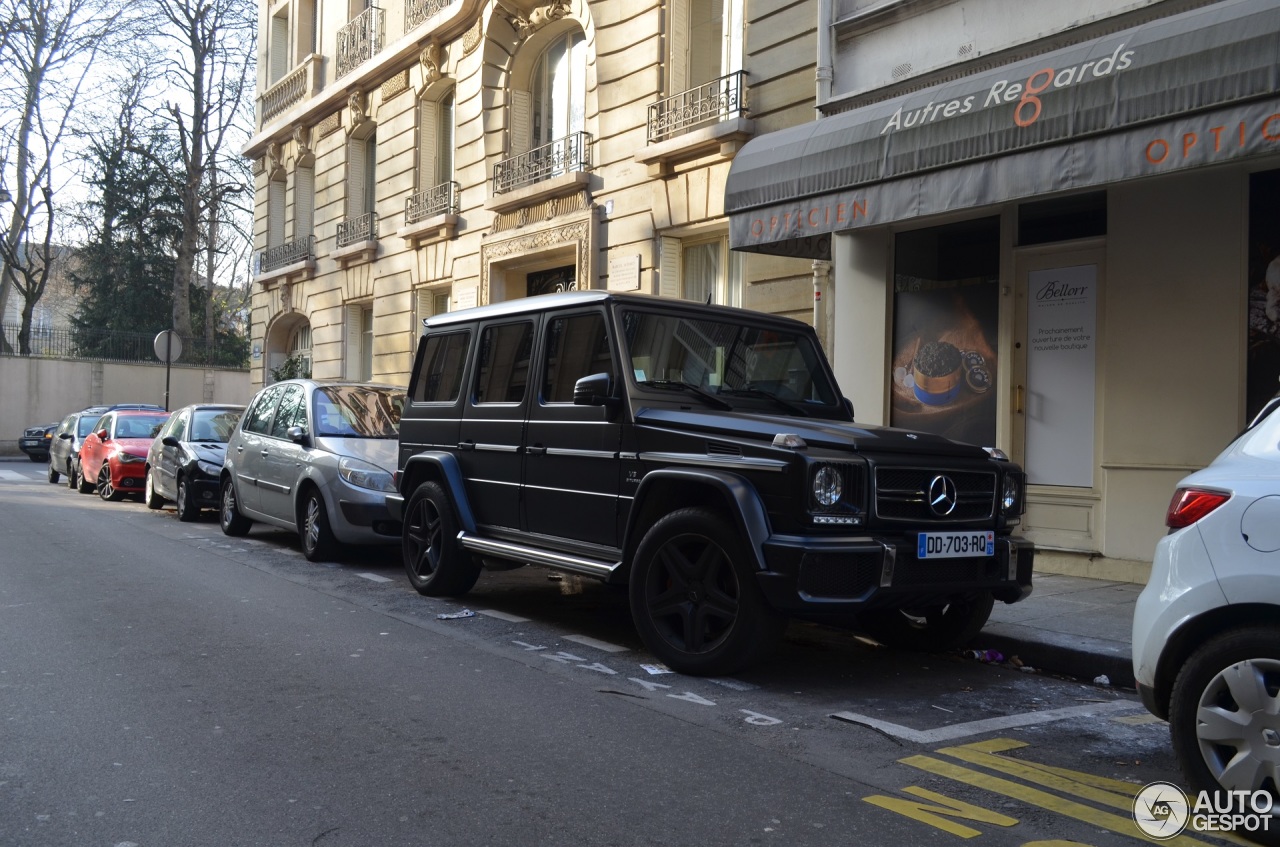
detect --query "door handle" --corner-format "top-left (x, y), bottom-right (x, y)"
top-left (261, 450), bottom-right (270, 457)
top-left (457, 441), bottom-right (475, 451)
top-left (526, 445), bottom-right (546, 456)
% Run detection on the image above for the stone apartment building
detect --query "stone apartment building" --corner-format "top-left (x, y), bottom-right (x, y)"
top-left (245, 0), bottom-right (818, 387)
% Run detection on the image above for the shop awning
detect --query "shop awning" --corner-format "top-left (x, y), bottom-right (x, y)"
top-left (726, 0), bottom-right (1280, 257)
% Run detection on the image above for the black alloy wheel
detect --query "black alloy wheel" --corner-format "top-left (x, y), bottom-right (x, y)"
top-left (629, 508), bottom-right (785, 676)
top-left (219, 477), bottom-right (252, 536)
top-left (402, 481), bottom-right (479, 596)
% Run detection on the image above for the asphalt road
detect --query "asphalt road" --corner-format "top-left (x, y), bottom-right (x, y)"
top-left (0, 463), bottom-right (1233, 847)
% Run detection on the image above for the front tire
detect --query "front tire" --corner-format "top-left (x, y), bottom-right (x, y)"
top-left (1170, 625), bottom-right (1280, 821)
top-left (300, 488), bottom-right (338, 562)
top-left (175, 475), bottom-right (200, 522)
top-left (67, 460), bottom-right (78, 490)
top-left (402, 481), bottom-right (480, 596)
top-left (47, 462), bottom-right (60, 484)
top-left (219, 477), bottom-right (252, 536)
top-left (629, 508), bottom-right (785, 676)
top-left (76, 463), bottom-right (95, 494)
top-left (98, 466), bottom-right (123, 502)
top-left (858, 592), bottom-right (994, 652)
top-left (144, 469), bottom-right (164, 509)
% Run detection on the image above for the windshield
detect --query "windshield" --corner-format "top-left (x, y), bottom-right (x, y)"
top-left (622, 310), bottom-right (839, 410)
top-left (190, 409), bottom-right (243, 443)
top-left (115, 414), bottom-right (169, 439)
top-left (77, 416), bottom-right (104, 437)
top-left (313, 386), bottom-right (405, 438)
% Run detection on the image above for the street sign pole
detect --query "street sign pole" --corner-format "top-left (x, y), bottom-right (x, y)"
top-left (153, 330), bottom-right (184, 411)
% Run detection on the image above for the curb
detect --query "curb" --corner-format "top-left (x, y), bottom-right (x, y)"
top-left (977, 622), bottom-right (1135, 688)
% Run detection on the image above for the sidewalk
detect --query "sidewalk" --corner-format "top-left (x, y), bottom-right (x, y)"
top-left (982, 573), bottom-right (1141, 688)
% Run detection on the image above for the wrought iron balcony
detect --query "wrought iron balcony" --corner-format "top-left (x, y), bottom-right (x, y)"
top-left (406, 0), bottom-right (447, 31)
top-left (405, 181), bottom-right (460, 225)
top-left (336, 6), bottom-right (384, 79)
top-left (647, 71), bottom-right (748, 144)
top-left (259, 55), bottom-right (320, 127)
top-left (493, 131), bottom-right (592, 195)
top-left (337, 212), bottom-right (378, 247)
top-left (257, 236), bottom-right (314, 275)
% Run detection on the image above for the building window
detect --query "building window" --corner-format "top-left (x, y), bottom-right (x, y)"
top-left (660, 234), bottom-right (741, 306)
top-left (414, 287), bottom-right (451, 332)
top-left (346, 303), bottom-right (373, 381)
top-left (269, 10), bottom-right (289, 85)
top-left (419, 88), bottom-right (454, 191)
top-left (268, 174), bottom-right (287, 248)
top-left (668, 0), bottom-right (743, 95)
top-left (511, 30), bottom-right (586, 156)
top-left (347, 132), bottom-right (377, 217)
top-left (293, 164), bottom-right (314, 239)
top-left (289, 324), bottom-right (312, 378)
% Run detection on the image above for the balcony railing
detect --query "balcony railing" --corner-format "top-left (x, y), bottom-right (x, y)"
top-left (406, 0), bottom-right (447, 32)
top-left (257, 235), bottom-right (314, 275)
top-left (493, 131), bottom-right (592, 195)
top-left (405, 181), bottom-right (460, 225)
top-left (259, 55), bottom-right (320, 127)
top-left (336, 6), bottom-right (384, 79)
top-left (647, 71), bottom-right (748, 144)
top-left (337, 212), bottom-right (378, 247)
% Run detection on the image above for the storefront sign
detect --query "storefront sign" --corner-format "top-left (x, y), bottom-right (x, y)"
top-left (1025, 265), bottom-right (1097, 488)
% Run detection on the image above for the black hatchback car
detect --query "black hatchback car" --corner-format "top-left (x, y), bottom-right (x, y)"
top-left (144, 403), bottom-right (245, 521)
top-left (390, 291), bottom-right (1034, 675)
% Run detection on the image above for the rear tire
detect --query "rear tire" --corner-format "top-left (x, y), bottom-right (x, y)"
top-left (858, 592), bottom-right (995, 652)
top-left (67, 460), bottom-right (78, 490)
top-left (402, 481), bottom-right (480, 596)
top-left (300, 488), bottom-right (338, 562)
top-left (76, 463), bottom-right (95, 494)
top-left (47, 462), bottom-right (60, 484)
top-left (629, 508), bottom-right (785, 676)
top-left (175, 475), bottom-right (200, 522)
top-left (144, 469), bottom-right (164, 509)
top-left (219, 477), bottom-right (251, 536)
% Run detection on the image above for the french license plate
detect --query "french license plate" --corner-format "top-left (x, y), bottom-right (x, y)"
top-left (917, 530), bottom-right (995, 559)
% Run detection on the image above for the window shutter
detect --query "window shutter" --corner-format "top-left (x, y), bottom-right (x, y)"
top-left (294, 165), bottom-right (314, 238)
top-left (346, 137), bottom-right (366, 219)
top-left (270, 14), bottom-right (289, 84)
top-left (418, 100), bottom-right (438, 192)
top-left (659, 237), bottom-right (681, 299)
top-left (669, 0), bottom-right (689, 95)
top-left (510, 90), bottom-right (531, 155)
top-left (268, 177), bottom-right (286, 247)
top-left (414, 288), bottom-right (430, 333)
top-left (345, 304), bottom-right (363, 379)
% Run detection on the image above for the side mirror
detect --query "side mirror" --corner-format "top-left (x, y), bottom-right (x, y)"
top-left (287, 425), bottom-right (309, 445)
top-left (58, 432), bottom-right (73, 440)
top-left (573, 373), bottom-right (618, 408)
top-left (97, 429), bottom-right (110, 441)
top-left (842, 397), bottom-right (855, 420)
top-left (162, 436), bottom-right (181, 448)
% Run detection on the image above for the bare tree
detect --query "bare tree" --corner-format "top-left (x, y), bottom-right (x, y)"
top-left (145, 0), bottom-right (255, 343)
top-left (0, 0), bottom-right (127, 354)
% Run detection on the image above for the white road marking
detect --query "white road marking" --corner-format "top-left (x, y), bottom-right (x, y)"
top-left (0, 470), bottom-right (32, 481)
top-left (707, 677), bottom-right (758, 691)
top-left (563, 634), bottom-right (629, 653)
top-left (355, 572), bottom-right (393, 583)
top-left (831, 699), bottom-right (1139, 743)
top-left (476, 609), bottom-right (530, 623)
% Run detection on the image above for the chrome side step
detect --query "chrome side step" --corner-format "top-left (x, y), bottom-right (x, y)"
top-left (458, 532), bottom-right (620, 580)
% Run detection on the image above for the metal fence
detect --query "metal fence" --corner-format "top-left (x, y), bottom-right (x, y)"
top-left (1, 325), bottom-right (249, 368)
top-left (493, 131), bottom-right (592, 194)
top-left (405, 181), bottom-right (460, 225)
top-left (648, 71), bottom-right (748, 144)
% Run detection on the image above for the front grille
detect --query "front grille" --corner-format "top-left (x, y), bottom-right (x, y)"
top-left (875, 468), bottom-right (995, 522)
top-left (797, 551), bottom-right (882, 598)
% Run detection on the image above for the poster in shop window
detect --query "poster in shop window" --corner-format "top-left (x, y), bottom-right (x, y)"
top-left (1248, 169), bottom-right (1280, 421)
top-left (1025, 265), bottom-right (1097, 488)
top-left (890, 277), bottom-right (999, 448)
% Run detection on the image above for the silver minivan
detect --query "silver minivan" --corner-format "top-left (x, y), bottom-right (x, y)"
top-left (219, 380), bottom-right (406, 561)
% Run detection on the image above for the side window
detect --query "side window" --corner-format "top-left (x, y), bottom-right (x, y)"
top-left (98, 414), bottom-right (114, 437)
top-left (412, 331), bottom-right (470, 403)
top-left (57, 415), bottom-right (73, 436)
top-left (542, 313), bottom-right (614, 403)
top-left (474, 322), bottom-right (533, 404)
top-left (172, 412), bottom-right (190, 441)
top-left (271, 385), bottom-right (307, 438)
top-left (243, 386), bottom-right (285, 434)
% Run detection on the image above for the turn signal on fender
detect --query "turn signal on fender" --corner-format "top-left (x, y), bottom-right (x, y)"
top-left (1165, 487), bottom-right (1231, 529)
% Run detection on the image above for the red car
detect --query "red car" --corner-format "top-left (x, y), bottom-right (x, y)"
top-left (75, 409), bottom-right (171, 501)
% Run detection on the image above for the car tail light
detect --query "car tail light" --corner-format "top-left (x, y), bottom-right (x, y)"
top-left (1166, 487), bottom-right (1230, 529)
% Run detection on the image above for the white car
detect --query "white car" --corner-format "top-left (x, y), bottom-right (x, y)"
top-left (1133, 395), bottom-right (1280, 805)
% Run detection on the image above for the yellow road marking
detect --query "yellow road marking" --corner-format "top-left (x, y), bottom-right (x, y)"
top-left (862, 786), bottom-right (1019, 838)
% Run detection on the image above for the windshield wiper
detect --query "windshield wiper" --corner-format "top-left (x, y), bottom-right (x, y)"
top-left (719, 387), bottom-right (811, 417)
top-left (636, 379), bottom-right (734, 411)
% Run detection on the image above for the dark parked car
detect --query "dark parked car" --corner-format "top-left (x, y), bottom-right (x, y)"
top-left (219, 380), bottom-right (405, 561)
top-left (19, 422), bottom-right (57, 463)
top-left (145, 403), bottom-right (245, 520)
top-left (390, 291), bottom-right (1034, 675)
top-left (50, 404), bottom-right (165, 486)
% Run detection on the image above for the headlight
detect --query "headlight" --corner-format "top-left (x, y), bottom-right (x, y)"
top-left (338, 456), bottom-right (395, 492)
top-left (1001, 473), bottom-right (1025, 514)
top-left (116, 452), bottom-right (145, 464)
top-left (812, 465), bottom-right (843, 507)
top-left (197, 459), bottom-right (222, 475)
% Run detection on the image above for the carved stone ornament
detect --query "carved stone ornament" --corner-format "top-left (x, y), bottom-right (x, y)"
top-left (346, 90), bottom-right (369, 134)
top-left (514, 0), bottom-right (571, 42)
top-left (462, 16), bottom-right (483, 55)
top-left (279, 281), bottom-right (292, 312)
top-left (292, 125), bottom-right (311, 161)
top-left (419, 43), bottom-right (441, 87)
top-left (267, 141), bottom-right (285, 180)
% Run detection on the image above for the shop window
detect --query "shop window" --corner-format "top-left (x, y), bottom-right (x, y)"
top-left (475, 322), bottom-right (533, 404)
top-left (659, 234), bottom-right (741, 306)
top-left (890, 217), bottom-right (1000, 447)
top-left (1018, 192), bottom-right (1106, 246)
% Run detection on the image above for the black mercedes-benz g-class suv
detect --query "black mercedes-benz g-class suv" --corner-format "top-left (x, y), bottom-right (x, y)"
top-left (389, 291), bottom-right (1033, 675)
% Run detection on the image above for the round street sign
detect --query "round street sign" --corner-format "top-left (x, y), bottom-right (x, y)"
top-left (154, 330), bottom-right (183, 363)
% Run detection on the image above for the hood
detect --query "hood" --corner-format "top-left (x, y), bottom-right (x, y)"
top-left (114, 438), bottom-right (154, 457)
top-left (313, 436), bottom-right (398, 472)
top-left (634, 407), bottom-right (989, 458)
top-left (190, 442), bottom-right (230, 464)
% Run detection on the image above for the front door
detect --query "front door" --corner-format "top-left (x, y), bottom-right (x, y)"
top-left (1011, 245), bottom-right (1104, 551)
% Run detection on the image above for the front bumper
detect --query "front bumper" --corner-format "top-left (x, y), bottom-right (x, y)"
top-left (19, 438), bottom-right (50, 458)
top-left (756, 533), bottom-right (1034, 617)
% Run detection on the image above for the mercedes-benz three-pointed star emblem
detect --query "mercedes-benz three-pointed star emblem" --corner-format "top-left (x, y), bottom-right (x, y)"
top-left (928, 475), bottom-right (958, 516)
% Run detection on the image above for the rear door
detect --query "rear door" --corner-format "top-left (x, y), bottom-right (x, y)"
top-left (523, 307), bottom-right (622, 550)
top-left (233, 386), bottom-right (284, 513)
top-left (460, 320), bottom-right (535, 532)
